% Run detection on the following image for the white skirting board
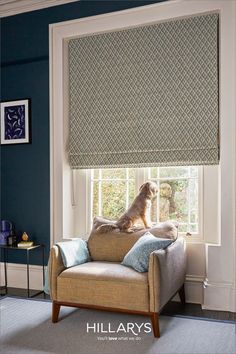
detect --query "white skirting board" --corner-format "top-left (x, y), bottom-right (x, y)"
top-left (0, 262), bottom-right (45, 291)
top-left (171, 275), bottom-right (204, 305)
top-left (203, 279), bottom-right (236, 312)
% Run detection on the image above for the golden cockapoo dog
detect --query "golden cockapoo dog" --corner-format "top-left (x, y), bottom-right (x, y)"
top-left (97, 181), bottom-right (158, 233)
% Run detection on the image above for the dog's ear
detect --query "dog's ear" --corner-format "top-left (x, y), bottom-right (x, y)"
top-left (146, 182), bottom-right (154, 198)
top-left (139, 182), bottom-right (152, 197)
top-left (140, 182), bottom-right (158, 198)
top-left (139, 183), bottom-right (145, 191)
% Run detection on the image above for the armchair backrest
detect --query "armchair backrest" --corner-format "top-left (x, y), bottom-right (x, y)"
top-left (88, 220), bottom-right (178, 262)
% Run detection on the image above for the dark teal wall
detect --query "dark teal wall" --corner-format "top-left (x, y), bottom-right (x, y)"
top-left (1, 0), bottom-right (164, 265)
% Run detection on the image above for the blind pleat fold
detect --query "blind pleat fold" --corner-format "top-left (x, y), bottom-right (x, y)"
top-left (69, 14), bottom-right (219, 169)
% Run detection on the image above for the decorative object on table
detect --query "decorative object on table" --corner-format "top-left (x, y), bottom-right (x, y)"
top-left (0, 99), bottom-right (30, 145)
top-left (7, 234), bottom-right (17, 247)
top-left (17, 232), bottom-right (34, 248)
top-left (0, 220), bottom-right (14, 245)
top-left (17, 241), bottom-right (34, 248)
top-left (22, 232), bottom-right (29, 241)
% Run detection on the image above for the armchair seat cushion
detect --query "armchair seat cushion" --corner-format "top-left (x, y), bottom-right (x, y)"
top-left (57, 261), bottom-right (149, 311)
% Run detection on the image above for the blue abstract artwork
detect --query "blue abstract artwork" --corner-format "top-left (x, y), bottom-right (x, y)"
top-left (1, 99), bottom-right (29, 145)
top-left (4, 105), bottom-right (26, 140)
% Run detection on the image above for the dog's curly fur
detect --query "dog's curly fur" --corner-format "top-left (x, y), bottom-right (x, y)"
top-left (97, 181), bottom-right (158, 233)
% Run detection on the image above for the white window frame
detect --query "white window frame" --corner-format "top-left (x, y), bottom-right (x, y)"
top-left (88, 166), bottom-right (203, 241)
top-left (72, 164), bottom-right (221, 245)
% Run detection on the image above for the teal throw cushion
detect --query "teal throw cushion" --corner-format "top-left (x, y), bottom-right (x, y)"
top-left (57, 239), bottom-right (90, 268)
top-left (121, 232), bottom-right (173, 272)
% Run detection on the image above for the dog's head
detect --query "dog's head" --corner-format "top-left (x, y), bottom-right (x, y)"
top-left (139, 181), bottom-right (158, 199)
top-left (160, 182), bottom-right (172, 198)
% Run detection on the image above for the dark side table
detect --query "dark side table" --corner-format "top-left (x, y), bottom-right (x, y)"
top-left (0, 244), bottom-right (45, 298)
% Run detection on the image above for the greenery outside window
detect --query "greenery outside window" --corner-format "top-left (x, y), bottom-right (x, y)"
top-left (91, 166), bottom-right (201, 236)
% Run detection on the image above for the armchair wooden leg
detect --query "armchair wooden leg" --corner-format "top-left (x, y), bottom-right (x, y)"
top-left (52, 301), bottom-right (61, 323)
top-left (150, 312), bottom-right (160, 338)
top-left (178, 284), bottom-right (186, 305)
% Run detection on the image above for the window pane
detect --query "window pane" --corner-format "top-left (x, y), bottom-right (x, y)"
top-left (190, 166), bottom-right (198, 178)
top-left (159, 167), bottom-right (189, 178)
top-left (151, 197), bottom-right (158, 223)
top-left (190, 210), bottom-right (198, 223)
top-left (158, 179), bottom-right (189, 223)
top-left (101, 181), bottom-right (126, 219)
top-left (129, 180), bottom-right (135, 206)
top-left (178, 224), bottom-right (188, 233)
top-left (171, 179), bottom-right (189, 223)
top-left (150, 167), bottom-right (158, 179)
top-left (102, 168), bottom-right (126, 180)
top-left (189, 179), bottom-right (198, 209)
top-left (92, 181), bottom-right (99, 217)
top-left (190, 224), bottom-right (197, 233)
top-left (159, 181), bottom-right (172, 221)
top-left (128, 168), bottom-right (136, 179)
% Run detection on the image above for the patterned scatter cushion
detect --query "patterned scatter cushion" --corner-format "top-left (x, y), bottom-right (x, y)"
top-left (121, 232), bottom-right (173, 272)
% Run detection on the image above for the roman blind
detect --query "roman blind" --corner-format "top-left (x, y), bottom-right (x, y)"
top-left (69, 13), bottom-right (219, 169)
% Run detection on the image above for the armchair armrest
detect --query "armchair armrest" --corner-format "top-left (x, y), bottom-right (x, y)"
top-left (48, 245), bottom-right (66, 300)
top-left (148, 237), bottom-right (187, 312)
top-left (48, 237), bottom-right (88, 299)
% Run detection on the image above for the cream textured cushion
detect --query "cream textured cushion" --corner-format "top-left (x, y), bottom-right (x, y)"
top-left (88, 217), bottom-right (178, 262)
top-left (57, 261), bottom-right (149, 311)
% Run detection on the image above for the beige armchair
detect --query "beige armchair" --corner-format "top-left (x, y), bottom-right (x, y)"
top-left (49, 223), bottom-right (186, 338)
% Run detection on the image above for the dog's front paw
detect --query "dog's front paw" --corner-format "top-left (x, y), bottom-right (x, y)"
top-left (121, 228), bottom-right (134, 233)
top-left (126, 229), bottom-right (134, 233)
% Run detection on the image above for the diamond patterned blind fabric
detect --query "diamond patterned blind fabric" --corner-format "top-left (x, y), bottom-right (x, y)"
top-left (69, 14), bottom-right (219, 169)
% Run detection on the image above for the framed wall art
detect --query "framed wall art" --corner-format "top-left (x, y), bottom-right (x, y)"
top-left (1, 99), bottom-right (30, 145)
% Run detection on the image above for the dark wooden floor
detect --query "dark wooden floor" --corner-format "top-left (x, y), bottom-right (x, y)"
top-left (0, 287), bottom-right (50, 300)
top-left (1, 287), bottom-right (235, 322)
